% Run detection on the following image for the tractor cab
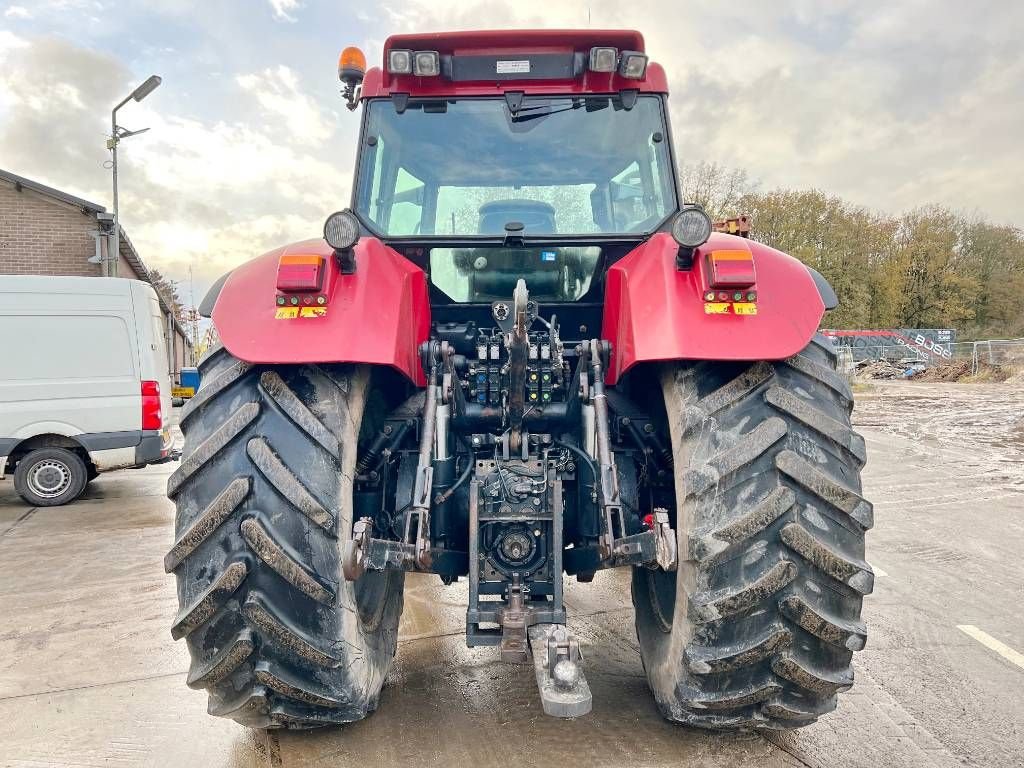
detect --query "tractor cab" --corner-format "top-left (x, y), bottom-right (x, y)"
top-left (335, 30), bottom-right (682, 309)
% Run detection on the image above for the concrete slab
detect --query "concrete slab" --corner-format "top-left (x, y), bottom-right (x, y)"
top-left (0, 386), bottom-right (1021, 767)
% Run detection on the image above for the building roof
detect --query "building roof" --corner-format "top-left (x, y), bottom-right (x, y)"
top-left (0, 168), bottom-right (106, 214)
top-left (0, 167), bottom-right (191, 347)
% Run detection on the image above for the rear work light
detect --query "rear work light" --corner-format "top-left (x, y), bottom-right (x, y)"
top-left (388, 49), bottom-right (441, 76)
top-left (388, 49), bottom-right (413, 74)
top-left (276, 253), bottom-right (326, 292)
top-left (413, 50), bottom-right (441, 76)
top-left (141, 380), bottom-right (162, 431)
top-left (589, 47), bottom-right (618, 73)
top-left (708, 249), bottom-right (757, 289)
top-left (618, 51), bottom-right (648, 79)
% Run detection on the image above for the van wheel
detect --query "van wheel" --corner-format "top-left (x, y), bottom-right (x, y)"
top-left (14, 448), bottom-right (89, 506)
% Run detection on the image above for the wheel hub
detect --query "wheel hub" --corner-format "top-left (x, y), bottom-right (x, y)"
top-left (28, 459), bottom-right (71, 498)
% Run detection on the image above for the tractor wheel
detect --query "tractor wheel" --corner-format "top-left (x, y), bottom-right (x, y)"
top-left (165, 347), bottom-right (404, 729)
top-left (632, 335), bottom-right (871, 730)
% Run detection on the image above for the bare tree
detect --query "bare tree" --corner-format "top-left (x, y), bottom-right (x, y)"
top-left (679, 161), bottom-right (756, 219)
top-left (148, 268), bottom-right (185, 321)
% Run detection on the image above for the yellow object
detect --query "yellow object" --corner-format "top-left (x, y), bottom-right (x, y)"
top-left (709, 249), bottom-right (753, 262)
top-left (733, 302), bottom-right (758, 315)
top-left (703, 302), bottom-right (731, 315)
top-left (300, 307), bottom-right (327, 318)
top-left (275, 307), bottom-right (299, 319)
top-left (339, 46), bottom-right (367, 75)
top-left (279, 253), bottom-right (324, 265)
top-left (172, 386), bottom-right (195, 398)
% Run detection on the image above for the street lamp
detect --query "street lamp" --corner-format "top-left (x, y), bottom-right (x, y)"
top-left (106, 75), bottom-right (161, 277)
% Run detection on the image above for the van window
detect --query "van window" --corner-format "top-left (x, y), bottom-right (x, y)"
top-left (2, 315), bottom-right (135, 380)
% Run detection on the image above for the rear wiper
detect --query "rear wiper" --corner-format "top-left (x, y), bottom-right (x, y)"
top-left (508, 97), bottom-right (592, 126)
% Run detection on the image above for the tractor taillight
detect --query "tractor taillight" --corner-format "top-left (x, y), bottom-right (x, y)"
top-left (276, 253), bottom-right (325, 293)
top-left (708, 249), bottom-right (757, 289)
top-left (141, 380), bottom-right (162, 431)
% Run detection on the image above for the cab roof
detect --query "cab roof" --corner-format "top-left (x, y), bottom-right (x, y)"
top-left (383, 29), bottom-right (645, 56)
top-left (361, 28), bottom-right (668, 99)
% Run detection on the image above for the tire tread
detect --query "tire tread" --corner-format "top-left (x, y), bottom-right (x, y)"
top-left (167, 357), bottom-right (403, 729)
top-left (633, 334), bottom-right (870, 730)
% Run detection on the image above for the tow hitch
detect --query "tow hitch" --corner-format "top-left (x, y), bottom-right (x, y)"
top-left (529, 624), bottom-right (592, 718)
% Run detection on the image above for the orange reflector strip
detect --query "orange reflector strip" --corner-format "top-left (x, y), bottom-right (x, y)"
top-left (710, 250), bottom-right (753, 262)
top-left (279, 254), bottom-right (324, 266)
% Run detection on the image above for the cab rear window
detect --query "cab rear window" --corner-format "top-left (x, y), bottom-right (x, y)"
top-left (429, 246), bottom-right (601, 302)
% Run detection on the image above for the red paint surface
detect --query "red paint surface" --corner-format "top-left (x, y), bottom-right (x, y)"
top-left (213, 238), bottom-right (431, 385)
top-left (601, 233), bottom-right (825, 383)
top-left (360, 29), bottom-right (668, 99)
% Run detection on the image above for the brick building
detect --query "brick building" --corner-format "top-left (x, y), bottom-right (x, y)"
top-left (0, 168), bottom-right (192, 378)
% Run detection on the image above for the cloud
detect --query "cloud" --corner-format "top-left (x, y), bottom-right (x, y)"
top-left (369, 0), bottom-right (1024, 226)
top-left (0, 34), bottom-right (129, 188)
top-left (0, 29), bottom-right (29, 54)
top-left (0, 32), bottom-right (348, 297)
top-left (267, 0), bottom-right (300, 22)
top-left (4, 6), bottom-right (31, 19)
top-left (1, 0), bottom-right (1022, 303)
top-left (236, 65), bottom-right (333, 145)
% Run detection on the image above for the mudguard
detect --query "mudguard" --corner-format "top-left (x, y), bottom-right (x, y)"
top-left (211, 238), bottom-right (431, 385)
top-left (601, 232), bottom-right (827, 383)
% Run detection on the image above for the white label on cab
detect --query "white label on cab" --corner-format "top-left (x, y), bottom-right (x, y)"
top-left (497, 60), bottom-right (531, 74)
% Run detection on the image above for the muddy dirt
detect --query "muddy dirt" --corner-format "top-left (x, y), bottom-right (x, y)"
top-left (853, 379), bottom-right (1024, 463)
top-left (2, 388), bottom-right (1023, 767)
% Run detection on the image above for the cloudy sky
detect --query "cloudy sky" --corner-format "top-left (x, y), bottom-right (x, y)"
top-left (1, 0), bottom-right (1021, 300)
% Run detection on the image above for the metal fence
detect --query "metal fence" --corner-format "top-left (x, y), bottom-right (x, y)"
top-left (832, 337), bottom-right (1024, 376)
top-left (832, 343), bottom-right (930, 364)
top-left (949, 339), bottom-right (1024, 373)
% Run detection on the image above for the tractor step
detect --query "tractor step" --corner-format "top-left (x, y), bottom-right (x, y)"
top-left (528, 624), bottom-right (592, 719)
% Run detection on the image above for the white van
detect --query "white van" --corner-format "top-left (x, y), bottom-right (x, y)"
top-left (0, 276), bottom-right (173, 505)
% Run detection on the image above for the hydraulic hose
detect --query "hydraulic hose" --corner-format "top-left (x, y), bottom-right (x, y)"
top-left (554, 439), bottom-right (599, 503)
top-left (434, 435), bottom-right (474, 505)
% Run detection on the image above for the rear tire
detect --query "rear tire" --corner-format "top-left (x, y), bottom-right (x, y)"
top-left (166, 347), bottom-right (404, 728)
top-left (14, 447), bottom-right (88, 506)
top-left (632, 335), bottom-right (871, 730)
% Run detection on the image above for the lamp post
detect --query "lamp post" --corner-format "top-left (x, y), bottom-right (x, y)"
top-left (107, 75), bottom-right (161, 277)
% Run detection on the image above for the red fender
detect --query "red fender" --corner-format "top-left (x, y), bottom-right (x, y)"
top-left (601, 232), bottom-right (825, 383)
top-left (212, 238), bottom-right (430, 385)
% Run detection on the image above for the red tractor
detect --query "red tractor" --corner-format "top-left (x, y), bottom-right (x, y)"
top-left (167, 30), bottom-right (871, 731)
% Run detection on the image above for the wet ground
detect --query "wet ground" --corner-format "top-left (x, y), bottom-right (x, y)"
top-left (1, 380), bottom-right (1022, 767)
